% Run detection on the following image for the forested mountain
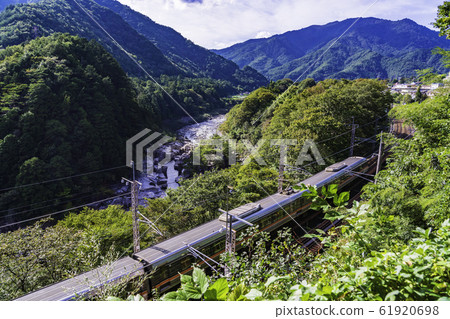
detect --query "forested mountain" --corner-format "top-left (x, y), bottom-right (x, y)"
top-left (214, 18), bottom-right (450, 81)
top-left (0, 34), bottom-right (153, 222)
top-left (0, 0), bottom-right (182, 77)
top-left (0, 0), bottom-right (267, 90)
top-left (92, 0), bottom-right (267, 89)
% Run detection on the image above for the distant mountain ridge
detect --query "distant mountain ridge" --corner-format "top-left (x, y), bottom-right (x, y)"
top-left (0, 0), bottom-right (180, 77)
top-left (0, 0), bottom-right (267, 89)
top-left (214, 18), bottom-right (450, 81)
top-left (92, 0), bottom-right (267, 87)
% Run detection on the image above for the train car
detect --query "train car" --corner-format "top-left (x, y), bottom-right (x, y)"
top-left (15, 155), bottom-right (377, 300)
top-left (136, 156), bottom-right (374, 293)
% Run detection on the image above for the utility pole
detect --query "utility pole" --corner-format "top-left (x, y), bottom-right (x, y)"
top-left (222, 209), bottom-right (236, 277)
top-left (224, 186), bottom-right (235, 257)
top-left (122, 161), bottom-right (142, 254)
top-left (349, 116), bottom-right (358, 157)
top-left (277, 144), bottom-right (290, 193)
top-left (278, 161), bottom-right (285, 193)
top-left (375, 132), bottom-right (383, 184)
top-left (225, 211), bottom-right (236, 255)
top-left (373, 117), bottom-right (379, 153)
top-left (219, 208), bottom-right (252, 277)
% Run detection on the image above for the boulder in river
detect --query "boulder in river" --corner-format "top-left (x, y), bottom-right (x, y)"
top-left (181, 168), bottom-right (192, 179)
top-left (175, 160), bottom-right (184, 172)
top-left (161, 165), bottom-right (168, 178)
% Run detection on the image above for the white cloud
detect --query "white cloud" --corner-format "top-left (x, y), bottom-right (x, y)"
top-left (118, 0), bottom-right (443, 49)
top-left (255, 31), bottom-right (273, 39)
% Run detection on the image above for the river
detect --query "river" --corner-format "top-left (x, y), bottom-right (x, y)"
top-left (114, 115), bottom-right (226, 206)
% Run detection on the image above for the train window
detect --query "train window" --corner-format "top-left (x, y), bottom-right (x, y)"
top-left (168, 263), bottom-right (178, 277)
top-left (155, 267), bottom-right (168, 282)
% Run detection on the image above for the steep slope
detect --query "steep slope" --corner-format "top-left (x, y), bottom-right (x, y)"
top-left (214, 18), bottom-right (450, 80)
top-left (91, 0), bottom-right (267, 90)
top-left (0, 33), bottom-right (154, 220)
top-left (0, 0), bottom-right (182, 77)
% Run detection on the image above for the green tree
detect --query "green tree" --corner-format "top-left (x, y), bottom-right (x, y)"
top-left (0, 219), bottom-right (111, 300)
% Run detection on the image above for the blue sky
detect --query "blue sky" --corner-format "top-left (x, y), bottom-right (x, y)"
top-left (118, 0), bottom-right (445, 49)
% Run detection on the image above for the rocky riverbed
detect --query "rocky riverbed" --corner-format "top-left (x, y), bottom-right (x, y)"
top-left (107, 115), bottom-right (226, 208)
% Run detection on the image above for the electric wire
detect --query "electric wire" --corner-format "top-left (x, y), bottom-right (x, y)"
top-left (0, 178), bottom-right (129, 216)
top-left (249, 173), bottom-right (371, 296)
top-left (0, 193), bottom-right (131, 230)
top-left (0, 187), bottom-right (124, 220)
top-left (0, 165), bottom-right (127, 193)
top-left (72, 0), bottom-right (198, 124)
top-left (302, 134), bottom-right (379, 169)
top-left (251, 0), bottom-right (381, 126)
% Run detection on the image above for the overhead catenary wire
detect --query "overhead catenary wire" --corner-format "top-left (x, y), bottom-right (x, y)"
top-left (249, 173), bottom-right (371, 296)
top-left (302, 134), bottom-right (380, 169)
top-left (294, 114), bottom-right (388, 146)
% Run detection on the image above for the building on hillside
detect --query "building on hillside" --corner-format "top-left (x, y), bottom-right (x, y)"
top-left (390, 82), bottom-right (444, 99)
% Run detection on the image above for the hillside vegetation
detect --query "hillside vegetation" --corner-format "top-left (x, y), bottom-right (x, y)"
top-left (221, 78), bottom-right (392, 168)
top-left (0, 0), bottom-right (181, 77)
top-left (0, 34), bottom-right (152, 223)
top-left (0, 76), bottom-right (395, 300)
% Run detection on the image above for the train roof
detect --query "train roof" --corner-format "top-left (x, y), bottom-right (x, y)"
top-left (15, 256), bottom-right (143, 301)
top-left (300, 157), bottom-right (365, 188)
top-left (134, 193), bottom-right (291, 265)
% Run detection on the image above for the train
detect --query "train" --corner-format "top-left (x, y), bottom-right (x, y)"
top-left (16, 155), bottom-right (377, 301)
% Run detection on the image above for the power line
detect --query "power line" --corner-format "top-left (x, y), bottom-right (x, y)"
top-left (251, 0), bottom-right (381, 126)
top-left (0, 179), bottom-right (126, 215)
top-left (303, 134), bottom-right (379, 169)
top-left (249, 173), bottom-right (371, 296)
top-left (308, 115), bottom-right (388, 146)
top-left (72, 0), bottom-right (198, 125)
top-left (0, 165), bottom-right (126, 193)
top-left (0, 187), bottom-right (122, 220)
top-left (0, 193), bottom-right (131, 230)
top-left (315, 128), bottom-right (353, 145)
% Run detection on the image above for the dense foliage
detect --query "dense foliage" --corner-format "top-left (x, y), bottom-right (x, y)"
top-left (363, 92), bottom-right (450, 236)
top-left (221, 78), bottom-right (392, 172)
top-left (215, 17), bottom-right (450, 81)
top-left (0, 217), bottom-right (116, 300)
top-left (163, 215), bottom-right (450, 301)
top-left (131, 77), bottom-right (235, 128)
top-left (0, 34), bottom-right (151, 224)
